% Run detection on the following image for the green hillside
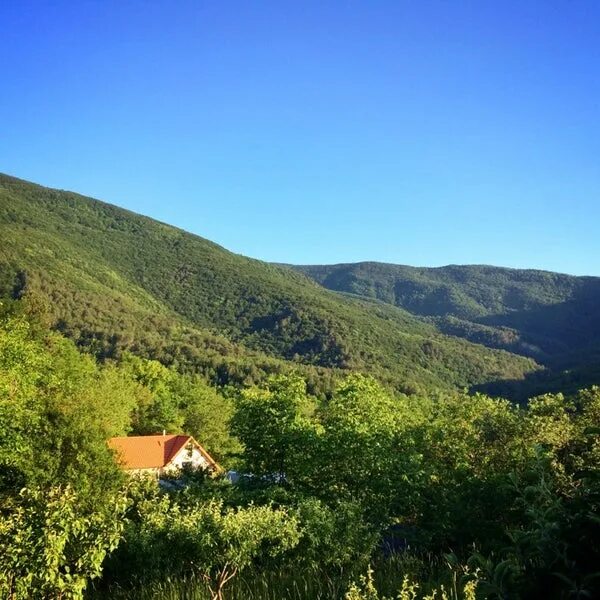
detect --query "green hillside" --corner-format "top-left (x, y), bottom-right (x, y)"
top-left (293, 261), bottom-right (600, 395)
top-left (0, 173), bottom-right (537, 394)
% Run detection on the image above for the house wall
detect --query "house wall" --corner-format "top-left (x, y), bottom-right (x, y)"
top-left (163, 446), bottom-right (212, 474)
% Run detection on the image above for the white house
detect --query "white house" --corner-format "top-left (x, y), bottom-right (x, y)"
top-left (108, 434), bottom-right (219, 477)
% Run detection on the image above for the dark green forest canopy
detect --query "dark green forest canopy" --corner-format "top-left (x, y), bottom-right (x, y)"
top-left (292, 261), bottom-right (600, 359)
top-left (0, 173), bottom-right (539, 396)
top-left (292, 262), bottom-right (600, 397)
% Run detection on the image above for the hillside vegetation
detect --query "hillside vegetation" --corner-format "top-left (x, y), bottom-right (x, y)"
top-left (293, 262), bottom-right (600, 396)
top-left (1, 308), bottom-right (599, 599)
top-left (1, 174), bottom-right (599, 600)
top-left (0, 173), bottom-right (537, 394)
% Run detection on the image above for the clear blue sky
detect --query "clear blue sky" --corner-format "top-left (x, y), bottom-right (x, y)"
top-left (1, 1), bottom-right (599, 275)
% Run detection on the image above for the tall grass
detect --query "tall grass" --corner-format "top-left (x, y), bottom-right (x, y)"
top-left (90, 569), bottom-right (348, 600)
top-left (89, 553), bottom-right (465, 600)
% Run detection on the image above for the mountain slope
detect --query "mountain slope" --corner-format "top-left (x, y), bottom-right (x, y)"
top-left (0, 173), bottom-right (537, 394)
top-left (292, 261), bottom-right (600, 395)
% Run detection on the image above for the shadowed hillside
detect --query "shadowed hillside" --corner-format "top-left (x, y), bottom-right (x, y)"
top-left (293, 262), bottom-right (600, 395)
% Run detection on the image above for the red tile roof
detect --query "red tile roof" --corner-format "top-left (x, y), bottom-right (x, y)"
top-left (108, 434), bottom-right (217, 470)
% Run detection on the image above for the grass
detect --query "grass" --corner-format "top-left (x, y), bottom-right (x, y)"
top-left (89, 554), bottom-right (466, 600)
top-left (91, 569), bottom-right (348, 600)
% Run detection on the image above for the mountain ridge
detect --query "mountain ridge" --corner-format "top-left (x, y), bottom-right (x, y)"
top-left (291, 261), bottom-right (600, 396)
top-left (0, 172), bottom-right (539, 396)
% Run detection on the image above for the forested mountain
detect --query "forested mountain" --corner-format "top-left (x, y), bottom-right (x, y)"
top-left (293, 262), bottom-right (600, 396)
top-left (0, 173), bottom-right (537, 396)
top-left (2, 174), bottom-right (599, 599)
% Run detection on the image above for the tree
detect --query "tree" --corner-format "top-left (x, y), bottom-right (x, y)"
top-left (0, 485), bottom-right (127, 600)
top-left (112, 491), bottom-right (300, 600)
top-left (179, 377), bottom-right (240, 462)
top-left (121, 354), bottom-right (184, 434)
top-left (0, 311), bottom-right (134, 502)
top-left (231, 374), bottom-right (316, 481)
top-left (0, 315), bottom-right (46, 493)
top-left (317, 375), bottom-right (420, 526)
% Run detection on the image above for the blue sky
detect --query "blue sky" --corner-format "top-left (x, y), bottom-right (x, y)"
top-left (1, 1), bottom-right (599, 275)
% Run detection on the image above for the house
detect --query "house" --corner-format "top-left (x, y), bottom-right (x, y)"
top-left (108, 434), bottom-right (219, 477)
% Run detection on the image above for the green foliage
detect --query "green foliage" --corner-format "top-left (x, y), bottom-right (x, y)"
top-left (295, 262), bottom-right (600, 397)
top-left (0, 172), bottom-right (599, 599)
top-left (0, 485), bottom-right (127, 600)
top-left (0, 312), bottom-right (129, 497)
top-left (345, 567), bottom-right (381, 600)
top-left (231, 375), bottom-right (317, 479)
top-left (294, 261), bottom-right (600, 358)
top-left (0, 305), bottom-right (597, 599)
top-left (316, 375), bottom-right (420, 524)
top-left (0, 173), bottom-right (537, 397)
top-left (227, 375), bottom-right (600, 598)
top-left (344, 565), bottom-right (480, 600)
top-left (107, 485), bottom-right (300, 600)
top-left (292, 497), bottom-right (376, 569)
top-left (120, 353), bottom-right (239, 461)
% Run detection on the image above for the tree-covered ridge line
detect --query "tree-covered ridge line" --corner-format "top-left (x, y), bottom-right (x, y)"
top-left (291, 261), bottom-right (600, 358)
top-left (0, 306), bottom-right (598, 599)
top-left (0, 172), bottom-right (538, 396)
top-left (291, 261), bottom-right (600, 396)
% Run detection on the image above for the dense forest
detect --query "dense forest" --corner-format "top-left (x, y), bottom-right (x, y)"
top-left (1, 301), bottom-right (598, 599)
top-left (0, 173), bottom-right (537, 398)
top-left (293, 263), bottom-right (600, 398)
top-left (0, 174), bottom-right (599, 599)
